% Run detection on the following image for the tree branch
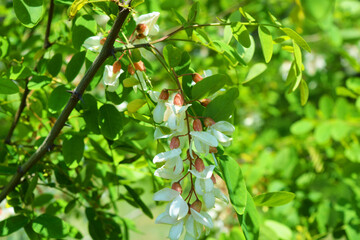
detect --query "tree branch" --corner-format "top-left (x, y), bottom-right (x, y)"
top-left (0, 7), bottom-right (131, 203)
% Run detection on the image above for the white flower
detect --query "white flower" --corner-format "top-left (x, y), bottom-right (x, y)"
top-left (185, 209), bottom-right (213, 239)
top-left (102, 65), bottom-right (123, 92)
top-left (207, 121), bottom-right (235, 147)
top-left (154, 188), bottom-right (189, 220)
top-left (83, 36), bottom-right (104, 52)
top-left (190, 131), bottom-right (218, 155)
top-left (135, 12), bottom-right (160, 36)
top-left (164, 101), bottom-right (191, 133)
top-left (153, 149), bottom-right (183, 180)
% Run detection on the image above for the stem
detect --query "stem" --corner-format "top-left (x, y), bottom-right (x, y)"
top-left (0, 7), bottom-right (131, 203)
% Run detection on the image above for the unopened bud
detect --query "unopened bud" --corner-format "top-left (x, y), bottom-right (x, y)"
top-left (171, 182), bottom-right (182, 194)
top-left (211, 174), bottom-right (216, 184)
top-left (128, 64), bottom-right (135, 75)
top-left (136, 24), bottom-right (148, 34)
top-left (170, 137), bottom-right (180, 149)
top-left (200, 98), bottom-right (211, 107)
top-left (159, 89), bottom-right (169, 100)
top-left (173, 94), bottom-right (184, 106)
top-left (134, 61), bottom-right (146, 72)
top-left (194, 158), bottom-right (205, 172)
top-left (100, 38), bottom-right (106, 45)
top-left (192, 73), bottom-right (203, 83)
top-left (204, 117), bottom-right (216, 127)
top-left (112, 61), bottom-right (122, 74)
top-left (193, 119), bottom-right (202, 131)
top-left (209, 146), bottom-right (218, 153)
top-left (190, 200), bottom-right (202, 213)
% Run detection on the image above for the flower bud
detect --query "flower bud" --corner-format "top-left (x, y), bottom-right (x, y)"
top-left (192, 73), bottom-right (203, 83)
top-left (194, 158), bottom-right (205, 172)
top-left (209, 146), bottom-right (218, 153)
top-left (128, 64), bottom-right (135, 75)
top-left (134, 61), bottom-right (146, 72)
top-left (200, 98), bottom-right (211, 107)
top-left (211, 174), bottom-right (216, 184)
top-left (170, 137), bottom-right (180, 149)
top-left (136, 24), bottom-right (148, 34)
top-left (204, 117), bottom-right (216, 127)
top-left (171, 182), bottom-right (182, 194)
top-left (112, 61), bottom-right (122, 74)
top-left (100, 37), bottom-right (106, 45)
top-left (190, 200), bottom-right (202, 213)
top-left (173, 93), bottom-right (184, 106)
top-left (136, 33), bottom-right (146, 39)
top-left (159, 89), bottom-right (169, 100)
top-left (193, 119), bottom-right (202, 131)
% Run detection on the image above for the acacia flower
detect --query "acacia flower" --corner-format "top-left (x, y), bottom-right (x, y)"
top-left (164, 94), bottom-right (191, 133)
top-left (189, 131), bottom-right (218, 155)
top-left (153, 149), bottom-right (183, 180)
top-left (149, 89), bottom-right (169, 123)
top-left (103, 65), bottom-right (123, 92)
top-left (135, 12), bottom-right (160, 37)
top-left (83, 35), bottom-right (105, 52)
top-left (185, 208), bottom-right (214, 239)
top-left (206, 120), bottom-right (235, 147)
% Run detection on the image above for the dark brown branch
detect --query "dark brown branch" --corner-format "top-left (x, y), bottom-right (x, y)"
top-left (0, 7), bottom-right (131, 203)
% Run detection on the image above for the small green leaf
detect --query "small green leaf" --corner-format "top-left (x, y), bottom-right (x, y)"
top-left (63, 134), bottom-right (84, 166)
top-left (219, 155), bottom-right (247, 215)
top-left (131, 0), bottom-right (144, 8)
top-left (68, 0), bottom-right (88, 19)
top-left (33, 194), bottom-right (54, 207)
top-left (300, 79), bottom-right (309, 106)
top-left (72, 15), bottom-right (97, 50)
top-left (238, 192), bottom-right (260, 239)
top-left (47, 53), bottom-right (62, 77)
top-left (174, 51), bottom-right (191, 75)
top-left (13, 0), bottom-right (44, 28)
top-left (48, 85), bottom-right (70, 113)
top-left (253, 191), bottom-right (295, 207)
top-left (127, 99), bottom-right (147, 113)
top-left (0, 215), bottom-right (29, 236)
top-left (64, 199), bottom-right (77, 213)
top-left (163, 45), bottom-right (183, 68)
top-left (0, 77), bottom-right (19, 94)
top-left (204, 87), bottom-right (239, 121)
top-left (243, 63), bottom-right (267, 84)
top-left (65, 51), bottom-right (86, 82)
top-left (32, 214), bottom-right (70, 238)
top-left (0, 37), bottom-right (10, 58)
top-left (258, 26), bottom-right (273, 63)
top-left (82, 94), bottom-right (100, 134)
top-left (187, 1), bottom-right (199, 23)
top-left (290, 119), bottom-right (314, 135)
top-left (191, 74), bottom-right (228, 100)
top-left (124, 185), bottom-right (153, 219)
top-left (28, 75), bottom-right (52, 90)
top-left (98, 104), bottom-right (123, 140)
top-left (123, 77), bottom-right (139, 87)
top-left (239, 8), bottom-right (255, 22)
top-left (281, 27), bottom-right (311, 52)
top-left (293, 41), bottom-right (302, 73)
top-left (213, 40), bottom-right (246, 66)
top-left (131, 48), bottom-right (142, 62)
top-left (231, 23), bottom-right (251, 48)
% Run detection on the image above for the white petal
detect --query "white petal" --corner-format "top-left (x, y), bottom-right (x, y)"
top-left (154, 127), bottom-right (173, 140)
top-left (202, 166), bottom-right (215, 179)
top-left (167, 113), bottom-right (178, 130)
top-left (184, 233), bottom-right (196, 240)
top-left (153, 102), bottom-right (166, 123)
top-left (211, 129), bottom-right (232, 145)
top-left (185, 215), bottom-right (196, 237)
top-left (194, 178), bottom-right (204, 195)
top-left (203, 179), bottom-right (214, 193)
top-left (190, 209), bottom-right (213, 228)
top-left (153, 149), bottom-right (181, 163)
top-left (190, 131), bottom-right (218, 147)
top-left (193, 138), bottom-right (207, 154)
top-left (169, 220), bottom-right (184, 240)
top-left (153, 188), bottom-right (179, 201)
top-left (203, 192), bottom-right (215, 209)
top-left (155, 211), bottom-right (177, 225)
top-left (214, 188), bottom-right (229, 203)
top-left (83, 36), bottom-right (102, 52)
top-left (148, 90), bottom-right (160, 102)
top-left (154, 167), bottom-right (182, 180)
top-left (169, 195), bottom-right (189, 220)
top-left (212, 121), bottom-right (235, 135)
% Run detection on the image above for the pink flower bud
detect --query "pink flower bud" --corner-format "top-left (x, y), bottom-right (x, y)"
top-left (193, 119), bottom-right (202, 131)
top-left (171, 182), bottom-right (182, 194)
top-left (204, 117), bottom-right (215, 127)
top-left (192, 73), bottom-right (203, 83)
top-left (159, 89), bottom-right (169, 100)
top-left (209, 146), bottom-right (218, 153)
top-left (112, 61), bottom-right (122, 74)
top-left (136, 24), bottom-right (148, 34)
top-left (100, 37), bottom-right (106, 45)
top-left (200, 98), bottom-right (211, 107)
top-left (170, 137), bottom-right (180, 149)
top-left (173, 93), bottom-right (184, 106)
top-left (190, 200), bottom-right (202, 213)
top-left (128, 64), bottom-right (135, 75)
top-left (134, 61), bottom-right (146, 72)
top-left (194, 158), bottom-right (205, 172)
top-left (211, 174), bottom-right (216, 184)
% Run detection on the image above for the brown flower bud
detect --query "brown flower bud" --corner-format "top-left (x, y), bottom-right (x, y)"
top-left (170, 137), bottom-right (180, 149)
top-left (136, 24), bottom-right (148, 34)
top-left (192, 73), bottom-right (203, 83)
top-left (193, 119), bottom-right (202, 131)
top-left (134, 61), bottom-right (146, 72)
top-left (211, 174), bottom-right (216, 184)
top-left (171, 182), bottom-right (182, 194)
top-left (100, 37), bottom-right (106, 45)
top-left (190, 200), bottom-right (202, 213)
top-left (173, 93), bottom-right (184, 106)
top-left (136, 33), bottom-right (146, 39)
top-left (159, 89), bottom-right (169, 100)
top-left (200, 98), bottom-right (211, 107)
top-left (209, 146), bottom-right (218, 154)
top-left (128, 64), bottom-right (135, 75)
top-left (194, 158), bottom-right (205, 172)
top-left (204, 117), bottom-right (216, 127)
top-left (112, 61), bottom-right (122, 74)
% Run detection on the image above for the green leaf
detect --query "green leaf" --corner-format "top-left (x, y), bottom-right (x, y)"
top-left (238, 192), bottom-right (260, 240)
top-left (243, 63), bottom-right (267, 84)
top-left (68, 0), bottom-right (88, 19)
top-left (63, 134), bottom-right (84, 166)
top-left (163, 45), bottom-right (183, 68)
top-left (219, 155), bottom-right (247, 215)
top-left (187, 1), bottom-right (199, 23)
top-left (99, 104), bottom-right (123, 140)
top-left (32, 214), bottom-right (70, 238)
top-left (281, 27), bottom-right (311, 52)
top-left (33, 194), bottom-right (54, 207)
top-left (0, 36), bottom-right (10, 58)
top-left (82, 94), bottom-right (100, 134)
top-left (231, 23), bottom-right (251, 48)
top-left (174, 51), bottom-right (191, 75)
top-left (47, 53), bottom-right (62, 77)
top-left (123, 77), bottom-right (139, 87)
top-left (290, 119), bottom-right (314, 135)
top-left (258, 26), bottom-right (273, 63)
top-left (300, 79), bottom-right (309, 106)
top-left (127, 99), bottom-right (147, 113)
top-left (191, 74), bottom-right (228, 100)
top-left (264, 220), bottom-right (293, 239)
top-left (13, 0), bottom-right (44, 28)
top-left (48, 85), bottom-right (70, 113)
top-left (204, 87), bottom-right (239, 121)
top-left (314, 122), bottom-right (332, 144)
top-left (72, 15), bottom-right (97, 50)
top-left (239, 8), bottom-right (255, 22)
top-left (0, 77), bottom-right (19, 94)
top-left (131, 0), bottom-right (144, 8)
top-left (0, 215), bottom-right (29, 236)
top-left (28, 75), bottom-right (52, 90)
top-left (293, 41), bottom-right (302, 73)
top-left (64, 199), bottom-right (77, 213)
top-left (131, 48), bottom-right (142, 62)
top-left (253, 191), bottom-right (295, 207)
top-left (346, 77), bottom-right (360, 94)
top-left (213, 40), bottom-right (246, 66)
top-left (65, 51), bottom-right (86, 82)
top-left (124, 185), bottom-right (153, 219)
